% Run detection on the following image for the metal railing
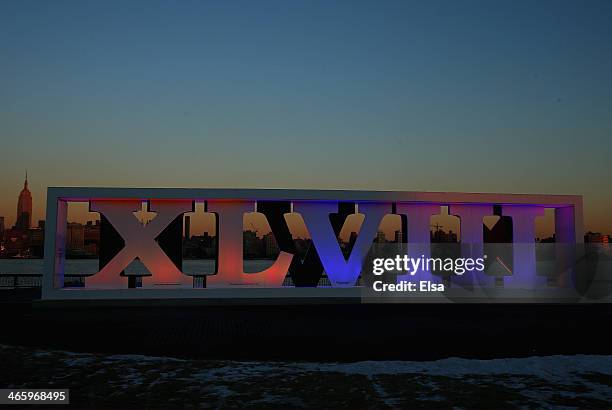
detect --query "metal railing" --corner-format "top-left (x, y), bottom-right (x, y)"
top-left (0, 274), bottom-right (89, 289)
top-left (0, 274), bottom-right (334, 289)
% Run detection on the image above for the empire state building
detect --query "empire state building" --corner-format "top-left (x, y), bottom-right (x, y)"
top-left (16, 173), bottom-right (32, 230)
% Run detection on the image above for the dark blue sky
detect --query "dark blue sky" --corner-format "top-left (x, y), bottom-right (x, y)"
top-left (1, 0), bottom-right (611, 231)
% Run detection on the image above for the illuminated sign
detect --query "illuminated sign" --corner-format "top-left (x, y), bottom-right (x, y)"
top-left (42, 188), bottom-right (584, 300)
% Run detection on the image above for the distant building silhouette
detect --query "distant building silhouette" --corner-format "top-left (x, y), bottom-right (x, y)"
top-left (585, 231), bottom-right (610, 244)
top-left (263, 232), bottom-right (279, 257)
top-left (243, 230), bottom-right (261, 258)
top-left (184, 215), bottom-right (191, 240)
top-left (29, 227), bottom-right (44, 257)
top-left (348, 231), bottom-right (358, 247)
top-left (66, 222), bottom-right (85, 252)
top-left (16, 173), bottom-right (32, 230)
top-left (84, 220), bottom-right (101, 256)
top-left (431, 228), bottom-right (458, 243)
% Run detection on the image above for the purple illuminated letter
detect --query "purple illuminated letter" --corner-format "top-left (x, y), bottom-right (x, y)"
top-left (293, 202), bottom-right (391, 287)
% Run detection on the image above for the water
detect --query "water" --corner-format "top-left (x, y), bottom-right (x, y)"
top-left (0, 259), bottom-right (275, 275)
top-left (1, 344), bottom-right (611, 408)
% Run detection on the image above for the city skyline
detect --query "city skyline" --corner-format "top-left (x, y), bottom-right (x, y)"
top-left (1, 1), bottom-right (611, 235)
top-left (0, 176), bottom-right (601, 237)
top-left (2, 176), bottom-right (606, 243)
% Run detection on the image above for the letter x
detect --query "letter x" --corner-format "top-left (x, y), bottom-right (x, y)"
top-left (88, 199), bottom-right (193, 288)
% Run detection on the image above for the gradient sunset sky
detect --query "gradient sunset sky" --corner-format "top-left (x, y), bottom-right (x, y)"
top-left (1, 0), bottom-right (611, 234)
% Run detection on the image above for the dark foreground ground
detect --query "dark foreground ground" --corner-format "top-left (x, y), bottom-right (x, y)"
top-left (2, 290), bottom-right (612, 408)
top-left (2, 289), bottom-right (612, 361)
top-left (0, 286), bottom-right (612, 361)
top-left (2, 344), bottom-right (612, 408)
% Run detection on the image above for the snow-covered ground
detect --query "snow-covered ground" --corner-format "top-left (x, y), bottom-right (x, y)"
top-left (2, 344), bottom-right (612, 408)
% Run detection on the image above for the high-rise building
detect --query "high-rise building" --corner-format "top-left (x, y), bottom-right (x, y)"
top-left (84, 220), bottom-right (101, 256)
top-left (16, 173), bottom-right (32, 229)
top-left (348, 231), bottom-right (358, 247)
top-left (585, 232), bottom-right (609, 243)
top-left (0, 216), bottom-right (5, 234)
top-left (29, 227), bottom-right (45, 258)
top-left (394, 230), bottom-right (405, 252)
top-left (262, 232), bottom-right (279, 257)
top-left (243, 230), bottom-right (261, 258)
top-left (184, 215), bottom-right (191, 240)
top-left (66, 222), bottom-right (85, 251)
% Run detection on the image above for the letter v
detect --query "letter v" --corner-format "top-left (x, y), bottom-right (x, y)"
top-left (293, 202), bottom-right (391, 287)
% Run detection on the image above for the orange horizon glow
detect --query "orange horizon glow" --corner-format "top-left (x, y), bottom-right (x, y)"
top-left (56, 201), bottom-right (559, 242)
